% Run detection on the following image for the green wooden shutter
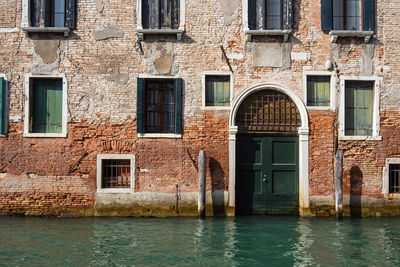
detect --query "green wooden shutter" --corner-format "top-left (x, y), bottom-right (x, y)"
top-left (0, 78), bottom-right (3, 134)
top-left (362, 0), bottom-right (375, 32)
top-left (174, 78), bottom-right (182, 134)
top-left (283, 0), bottom-right (293, 30)
top-left (321, 0), bottom-right (333, 31)
top-left (137, 78), bottom-right (145, 134)
top-left (32, 79), bottom-right (62, 134)
top-left (65, 0), bottom-right (77, 28)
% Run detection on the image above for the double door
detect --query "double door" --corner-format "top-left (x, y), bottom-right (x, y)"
top-left (237, 135), bottom-right (299, 215)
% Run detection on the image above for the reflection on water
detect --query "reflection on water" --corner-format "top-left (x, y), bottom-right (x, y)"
top-left (1, 216), bottom-right (400, 266)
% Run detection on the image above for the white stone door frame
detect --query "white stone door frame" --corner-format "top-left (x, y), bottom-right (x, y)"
top-left (228, 83), bottom-right (310, 215)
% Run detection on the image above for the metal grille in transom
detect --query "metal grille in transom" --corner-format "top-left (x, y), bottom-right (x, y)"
top-left (237, 90), bottom-right (301, 134)
top-left (389, 164), bottom-right (400, 193)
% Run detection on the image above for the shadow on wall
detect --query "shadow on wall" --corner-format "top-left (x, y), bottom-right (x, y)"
top-left (350, 166), bottom-right (363, 217)
top-left (210, 158), bottom-right (225, 216)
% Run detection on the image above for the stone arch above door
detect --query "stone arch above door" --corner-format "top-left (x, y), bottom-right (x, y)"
top-left (228, 83), bottom-right (310, 216)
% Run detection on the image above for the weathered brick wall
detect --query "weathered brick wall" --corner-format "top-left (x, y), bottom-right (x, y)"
top-left (0, 0), bottom-right (399, 215)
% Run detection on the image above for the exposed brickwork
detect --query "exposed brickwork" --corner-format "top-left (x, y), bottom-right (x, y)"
top-left (0, 0), bottom-right (399, 216)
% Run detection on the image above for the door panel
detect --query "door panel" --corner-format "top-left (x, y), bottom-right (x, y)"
top-left (237, 135), bottom-right (299, 215)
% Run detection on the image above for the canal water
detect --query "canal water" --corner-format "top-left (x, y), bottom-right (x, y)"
top-left (0, 216), bottom-right (399, 266)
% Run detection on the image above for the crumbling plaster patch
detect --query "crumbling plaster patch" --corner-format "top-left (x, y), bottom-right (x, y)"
top-left (252, 42), bottom-right (291, 68)
top-left (219, 0), bottom-right (240, 26)
top-left (362, 44), bottom-right (375, 76)
top-left (32, 39), bottom-right (61, 74)
top-left (93, 27), bottom-right (124, 41)
top-left (145, 43), bottom-right (176, 75)
top-left (95, 0), bottom-right (103, 13)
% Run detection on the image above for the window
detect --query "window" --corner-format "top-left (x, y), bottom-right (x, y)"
top-left (382, 159), bottom-right (400, 197)
top-left (339, 77), bottom-right (381, 140)
top-left (97, 154), bottom-right (136, 193)
top-left (307, 76), bottom-right (330, 107)
top-left (204, 75), bottom-right (231, 107)
top-left (321, 0), bottom-right (375, 42)
top-left (333, 0), bottom-right (361, 31)
top-left (137, 78), bottom-right (182, 137)
top-left (136, 0), bottom-right (185, 40)
top-left (0, 76), bottom-right (5, 135)
top-left (345, 81), bottom-right (373, 136)
top-left (389, 164), bottom-right (400, 194)
top-left (243, 0), bottom-right (293, 41)
top-left (24, 75), bottom-right (67, 137)
top-left (21, 0), bottom-right (77, 35)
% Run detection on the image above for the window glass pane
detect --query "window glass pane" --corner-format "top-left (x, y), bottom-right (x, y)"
top-left (54, 0), bottom-right (65, 27)
top-left (345, 81), bottom-right (373, 136)
top-left (146, 80), bottom-right (175, 133)
top-left (333, 0), bottom-right (361, 30)
top-left (32, 78), bottom-right (63, 134)
top-left (306, 76), bottom-right (330, 107)
top-left (205, 76), bottom-right (230, 107)
top-left (266, 0), bottom-right (281, 30)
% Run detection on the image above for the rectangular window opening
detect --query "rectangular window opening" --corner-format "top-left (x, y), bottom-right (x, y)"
top-left (30, 78), bottom-right (63, 134)
top-left (333, 0), bottom-right (361, 31)
top-left (249, 0), bottom-right (283, 30)
top-left (205, 75), bottom-right (230, 107)
top-left (30, 0), bottom-right (66, 27)
top-left (307, 76), bottom-right (331, 107)
top-left (142, 0), bottom-right (180, 30)
top-left (102, 159), bottom-right (131, 189)
top-left (344, 80), bottom-right (374, 136)
top-left (389, 164), bottom-right (400, 194)
top-left (146, 79), bottom-right (175, 133)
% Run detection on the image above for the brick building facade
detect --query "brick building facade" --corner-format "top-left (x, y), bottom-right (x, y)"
top-left (0, 0), bottom-right (399, 216)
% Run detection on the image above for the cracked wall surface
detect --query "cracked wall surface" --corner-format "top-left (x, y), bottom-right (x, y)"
top-left (0, 0), bottom-right (399, 216)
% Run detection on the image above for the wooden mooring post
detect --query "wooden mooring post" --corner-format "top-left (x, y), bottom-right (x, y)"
top-left (198, 150), bottom-right (206, 218)
top-left (335, 150), bottom-right (343, 219)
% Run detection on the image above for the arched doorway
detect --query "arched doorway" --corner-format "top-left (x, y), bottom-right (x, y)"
top-left (228, 84), bottom-right (310, 215)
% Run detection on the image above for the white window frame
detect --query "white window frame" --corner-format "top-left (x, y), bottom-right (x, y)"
top-left (136, 0), bottom-right (186, 40)
top-left (303, 70), bottom-right (336, 111)
top-left (382, 158), bottom-right (400, 198)
top-left (137, 74), bottom-right (182, 139)
top-left (21, 0), bottom-right (70, 36)
top-left (23, 74), bottom-right (68, 138)
top-left (242, 0), bottom-right (292, 41)
top-left (0, 74), bottom-right (9, 137)
top-left (339, 76), bottom-right (382, 141)
top-left (96, 154), bottom-right (136, 194)
top-left (202, 71), bottom-right (233, 110)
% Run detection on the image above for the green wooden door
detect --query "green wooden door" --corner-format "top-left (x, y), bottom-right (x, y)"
top-left (32, 79), bottom-right (63, 133)
top-left (237, 135), bottom-right (299, 215)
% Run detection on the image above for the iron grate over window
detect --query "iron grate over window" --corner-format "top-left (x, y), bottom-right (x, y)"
top-left (102, 159), bottom-right (131, 188)
top-left (389, 164), bottom-right (400, 194)
top-left (237, 90), bottom-right (301, 134)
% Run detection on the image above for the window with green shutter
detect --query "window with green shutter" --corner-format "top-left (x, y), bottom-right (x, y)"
top-left (307, 76), bottom-right (330, 107)
top-left (137, 78), bottom-right (182, 135)
top-left (345, 81), bottom-right (374, 136)
top-left (205, 75), bottom-right (230, 107)
top-left (31, 78), bottom-right (63, 134)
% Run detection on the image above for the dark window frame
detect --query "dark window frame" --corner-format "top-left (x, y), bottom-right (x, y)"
top-left (145, 79), bottom-right (176, 133)
top-left (142, 0), bottom-right (180, 30)
top-left (333, 0), bottom-right (362, 31)
top-left (389, 164), bottom-right (400, 194)
top-left (101, 159), bottom-right (131, 189)
top-left (28, 0), bottom-right (76, 29)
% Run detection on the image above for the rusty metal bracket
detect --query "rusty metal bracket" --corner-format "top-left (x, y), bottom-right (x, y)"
top-left (68, 151), bottom-right (89, 174)
top-left (135, 33), bottom-right (144, 55)
top-left (220, 45), bottom-right (234, 73)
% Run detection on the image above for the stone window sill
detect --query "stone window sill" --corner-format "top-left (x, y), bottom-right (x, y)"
top-left (21, 27), bottom-right (70, 37)
top-left (306, 106), bottom-right (335, 111)
top-left (138, 133), bottom-right (182, 139)
top-left (0, 134), bottom-right (6, 138)
top-left (339, 135), bottom-right (382, 141)
top-left (244, 29), bottom-right (292, 42)
top-left (23, 132), bottom-right (67, 138)
top-left (137, 29), bottom-right (184, 41)
top-left (329, 30), bottom-right (374, 43)
top-left (202, 106), bottom-right (231, 111)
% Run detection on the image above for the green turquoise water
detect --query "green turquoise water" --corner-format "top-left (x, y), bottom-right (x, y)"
top-left (0, 216), bottom-right (400, 266)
